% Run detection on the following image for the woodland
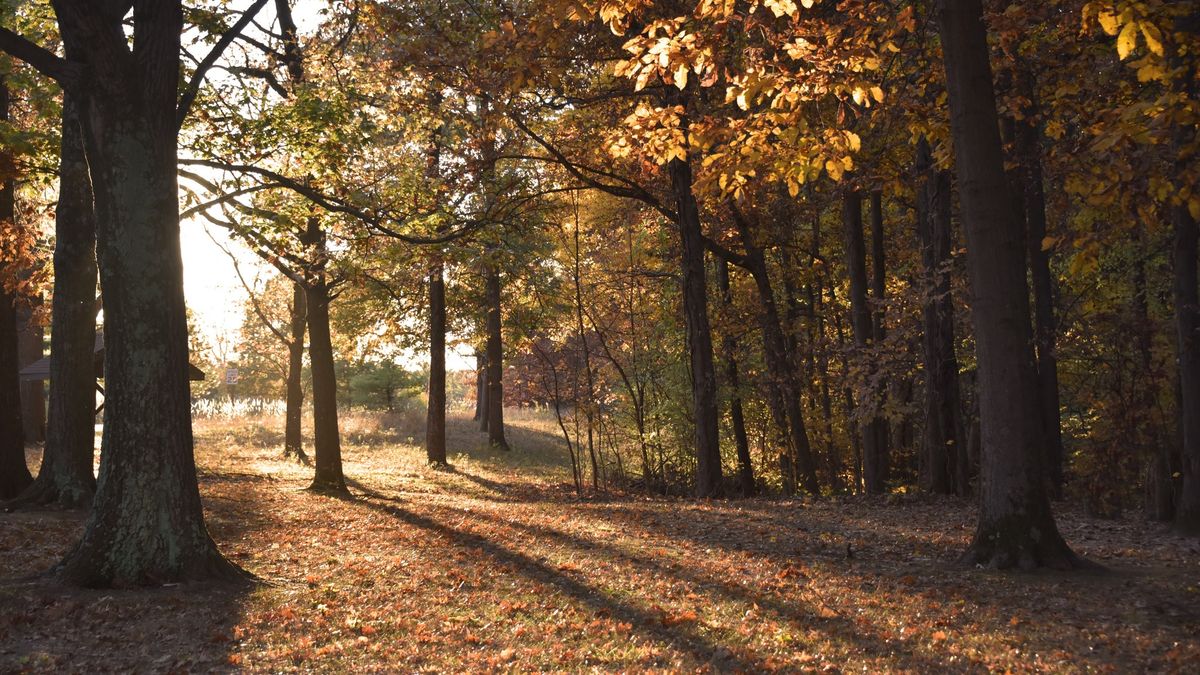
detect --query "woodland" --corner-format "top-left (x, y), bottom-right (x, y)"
top-left (0, 0), bottom-right (1199, 671)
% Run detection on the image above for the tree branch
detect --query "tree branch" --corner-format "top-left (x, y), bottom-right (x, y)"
top-left (0, 27), bottom-right (76, 85)
top-left (176, 0), bottom-right (272, 128)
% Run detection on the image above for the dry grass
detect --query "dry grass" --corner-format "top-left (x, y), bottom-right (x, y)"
top-left (2, 411), bottom-right (1198, 672)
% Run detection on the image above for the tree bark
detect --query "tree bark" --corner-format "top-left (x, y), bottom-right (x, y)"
top-left (426, 261), bottom-right (448, 465)
top-left (52, 1), bottom-right (243, 585)
top-left (284, 282), bottom-right (306, 461)
top-left (868, 190), bottom-right (893, 483)
top-left (476, 350), bottom-right (487, 428)
top-left (0, 72), bottom-right (32, 499)
top-left (668, 156), bottom-right (723, 497)
top-left (484, 264), bottom-right (509, 450)
top-left (15, 94), bottom-right (97, 508)
top-left (842, 190), bottom-right (886, 494)
top-left (936, 0), bottom-right (1081, 568)
top-left (915, 137), bottom-right (963, 495)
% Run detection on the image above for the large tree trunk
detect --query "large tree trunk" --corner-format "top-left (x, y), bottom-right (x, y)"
top-left (475, 350), bottom-right (487, 427)
top-left (16, 95), bottom-right (97, 508)
top-left (936, 0), bottom-right (1081, 568)
top-left (284, 282), bottom-right (306, 461)
top-left (915, 137), bottom-right (963, 495)
top-left (426, 261), bottom-right (448, 465)
top-left (668, 157), bottom-right (723, 497)
top-left (1014, 76), bottom-right (1066, 500)
top-left (717, 261), bottom-right (755, 496)
top-left (842, 191), bottom-right (886, 494)
top-left (484, 264), bottom-right (509, 450)
top-left (0, 72), bottom-right (33, 500)
top-left (53, 1), bottom-right (242, 585)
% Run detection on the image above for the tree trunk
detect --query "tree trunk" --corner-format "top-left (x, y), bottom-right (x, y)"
top-left (484, 264), bottom-right (509, 450)
top-left (1014, 76), bottom-right (1066, 500)
top-left (284, 282), bottom-right (306, 461)
top-left (731, 210), bottom-right (820, 494)
top-left (842, 190), bottom-right (886, 493)
top-left (936, 0), bottom-right (1081, 568)
top-left (53, 0), bottom-right (242, 585)
top-left (0, 73), bottom-right (32, 499)
top-left (475, 350), bottom-right (487, 427)
top-left (306, 276), bottom-right (347, 494)
top-left (717, 261), bottom-right (755, 496)
top-left (1173, 179), bottom-right (1200, 534)
top-left (668, 156), bottom-right (723, 497)
top-left (868, 190), bottom-right (893, 483)
top-left (16, 95), bottom-right (97, 508)
top-left (915, 137), bottom-right (963, 495)
top-left (426, 261), bottom-right (448, 465)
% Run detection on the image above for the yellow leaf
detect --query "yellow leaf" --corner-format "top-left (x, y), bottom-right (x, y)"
top-left (1141, 22), bottom-right (1164, 56)
top-left (673, 64), bottom-right (688, 90)
top-left (845, 130), bottom-right (861, 152)
top-left (1097, 10), bottom-right (1119, 36)
top-left (1041, 236), bottom-right (1058, 252)
top-left (870, 86), bottom-right (885, 103)
top-left (1189, 197), bottom-right (1200, 221)
top-left (851, 87), bottom-right (865, 105)
top-left (801, 0), bottom-right (815, 8)
top-left (1117, 21), bottom-right (1137, 60)
top-left (825, 159), bottom-right (843, 181)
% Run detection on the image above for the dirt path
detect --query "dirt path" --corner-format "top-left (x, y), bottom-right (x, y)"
top-left (2, 413), bottom-right (1198, 672)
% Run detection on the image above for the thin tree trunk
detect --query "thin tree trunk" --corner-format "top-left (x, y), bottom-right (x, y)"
top-left (937, 0), bottom-right (1081, 568)
top-left (668, 155), bottom-right (723, 497)
top-left (284, 282), bottom-right (306, 461)
top-left (1014, 74), bottom-right (1066, 500)
top-left (842, 190), bottom-right (886, 494)
top-left (485, 264), bottom-right (509, 450)
top-left (717, 261), bottom-right (756, 496)
top-left (472, 345), bottom-right (482, 425)
top-left (13, 95), bottom-right (97, 507)
top-left (1173, 178), bottom-right (1200, 534)
top-left (915, 137), bottom-right (961, 495)
top-left (869, 190), bottom-right (893, 483)
top-left (306, 275), bottom-right (347, 494)
top-left (426, 261), bottom-right (448, 465)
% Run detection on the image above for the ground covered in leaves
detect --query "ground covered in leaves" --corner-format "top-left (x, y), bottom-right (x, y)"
top-left (2, 411), bottom-right (1199, 672)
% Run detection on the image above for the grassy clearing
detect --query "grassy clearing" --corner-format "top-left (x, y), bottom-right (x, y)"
top-left (1, 410), bottom-right (1198, 672)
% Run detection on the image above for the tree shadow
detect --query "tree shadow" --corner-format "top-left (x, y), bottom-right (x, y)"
top-left (417, 501), bottom-right (984, 672)
top-left (0, 468), bottom-right (279, 671)
top-left (351, 494), bottom-right (769, 671)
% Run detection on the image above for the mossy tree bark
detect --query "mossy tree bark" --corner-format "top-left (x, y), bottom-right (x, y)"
top-left (936, 0), bottom-right (1082, 569)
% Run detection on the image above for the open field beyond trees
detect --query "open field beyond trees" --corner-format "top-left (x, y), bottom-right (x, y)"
top-left (2, 412), bottom-right (1197, 673)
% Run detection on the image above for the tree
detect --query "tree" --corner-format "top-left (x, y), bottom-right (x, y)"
top-left (936, 0), bottom-right (1082, 569)
top-left (0, 0), bottom-right (250, 584)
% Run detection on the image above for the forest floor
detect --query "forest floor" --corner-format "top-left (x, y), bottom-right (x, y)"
top-left (1, 410), bottom-right (1199, 673)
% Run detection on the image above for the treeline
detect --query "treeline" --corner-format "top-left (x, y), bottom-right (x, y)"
top-left (0, 0), bottom-right (1196, 585)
